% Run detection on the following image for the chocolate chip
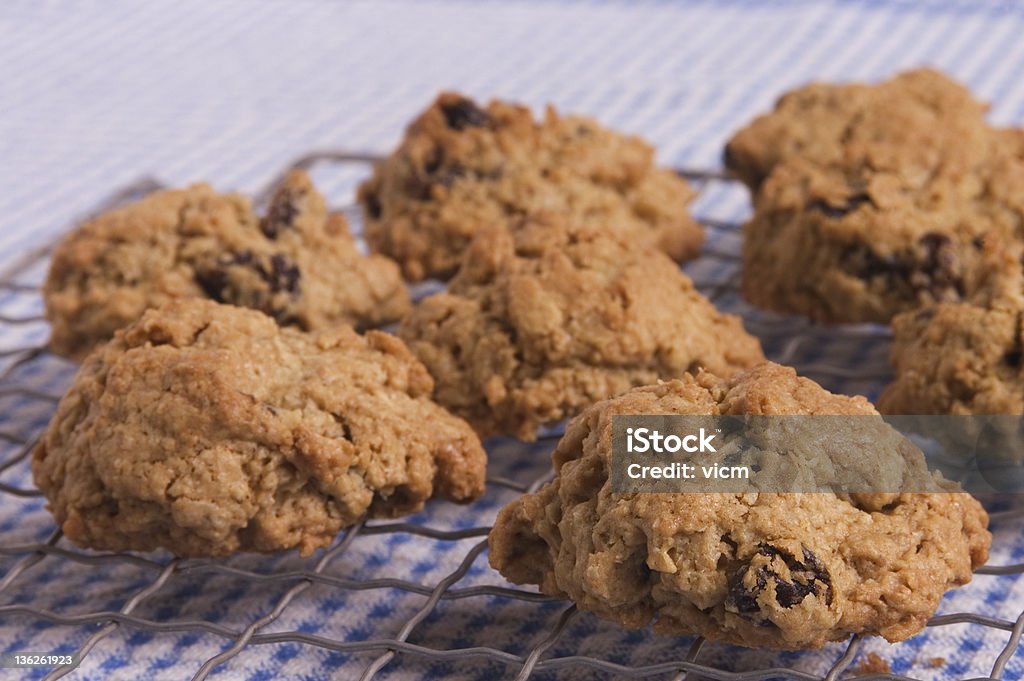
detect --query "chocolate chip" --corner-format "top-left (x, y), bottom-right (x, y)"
top-left (440, 97), bottom-right (490, 130)
top-left (261, 188), bottom-right (304, 239)
top-left (810, 193), bottom-right (872, 218)
top-left (726, 544), bottom-right (833, 621)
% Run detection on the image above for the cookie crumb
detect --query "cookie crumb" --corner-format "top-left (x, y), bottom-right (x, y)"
top-left (856, 653), bottom-right (890, 674)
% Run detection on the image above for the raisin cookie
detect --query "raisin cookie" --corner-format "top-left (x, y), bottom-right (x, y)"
top-left (358, 92), bottom-right (702, 281)
top-left (724, 68), bottom-right (990, 191)
top-left (398, 216), bottom-right (764, 440)
top-left (45, 170), bottom-right (410, 360)
top-left (489, 363), bottom-right (990, 649)
top-left (32, 299), bottom-right (486, 557)
top-left (879, 238), bottom-right (1024, 415)
top-left (726, 69), bottom-right (1024, 323)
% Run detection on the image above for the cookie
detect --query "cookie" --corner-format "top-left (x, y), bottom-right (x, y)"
top-left (32, 299), bottom-right (486, 557)
top-left (724, 68), bottom-right (990, 191)
top-left (879, 237), bottom-right (1024, 415)
top-left (358, 92), bottom-right (703, 281)
top-left (45, 170), bottom-right (410, 360)
top-left (398, 215), bottom-right (764, 440)
top-left (489, 363), bottom-right (990, 649)
top-left (725, 69), bottom-right (1024, 323)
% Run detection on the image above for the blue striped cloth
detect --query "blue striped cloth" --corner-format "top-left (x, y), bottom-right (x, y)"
top-left (2, 1), bottom-right (1024, 679)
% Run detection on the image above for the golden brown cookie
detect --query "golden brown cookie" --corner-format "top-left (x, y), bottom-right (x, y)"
top-left (489, 363), bottom-right (990, 649)
top-left (398, 215), bottom-right (763, 440)
top-left (33, 299), bottom-right (486, 557)
top-left (725, 68), bottom-right (1024, 323)
top-left (45, 170), bottom-right (410, 360)
top-left (359, 92), bottom-right (703, 281)
top-left (725, 68), bottom-right (990, 191)
top-left (880, 237), bottom-right (1024, 414)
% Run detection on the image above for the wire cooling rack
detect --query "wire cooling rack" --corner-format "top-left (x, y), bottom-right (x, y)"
top-left (0, 151), bottom-right (1023, 681)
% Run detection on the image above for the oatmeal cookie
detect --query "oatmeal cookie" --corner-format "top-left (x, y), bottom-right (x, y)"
top-left (489, 363), bottom-right (990, 649)
top-left (738, 155), bottom-right (1020, 323)
top-left (726, 69), bottom-right (1024, 323)
top-left (358, 92), bottom-right (702, 281)
top-left (32, 299), bottom-right (486, 557)
top-left (724, 68), bottom-right (990, 191)
top-left (398, 216), bottom-right (763, 440)
top-left (45, 170), bottom-right (410, 360)
top-left (879, 237), bottom-right (1024, 415)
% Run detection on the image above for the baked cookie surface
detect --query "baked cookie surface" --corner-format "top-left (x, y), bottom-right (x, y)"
top-left (724, 68), bottom-right (990, 191)
top-left (488, 363), bottom-right (990, 649)
top-left (45, 170), bottom-right (410, 360)
top-left (358, 92), bottom-right (702, 281)
top-left (725, 68), bottom-right (1024, 323)
top-left (879, 239), bottom-right (1024, 415)
top-left (32, 299), bottom-right (486, 557)
top-left (398, 216), bottom-right (764, 440)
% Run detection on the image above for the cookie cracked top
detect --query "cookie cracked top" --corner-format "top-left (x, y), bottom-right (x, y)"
top-left (488, 363), bottom-right (990, 649)
top-left (725, 69), bottom-right (1024, 323)
top-left (358, 92), bottom-right (703, 281)
top-left (880, 237), bottom-right (1024, 415)
top-left (44, 170), bottom-right (410, 360)
top-left (32, 299), bottom-right (486, 557)
top-left (724, 68), bottom-right (993, 191)
top-left (398, 215), bottom-right (764, 440)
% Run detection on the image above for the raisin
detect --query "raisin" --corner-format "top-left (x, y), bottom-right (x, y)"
top-left (261, 187), bottom-right (304, 239)
top-left (195, 250), bottom-right (255, 301)
top-left (425, 148), bottom-right (446, 174)
top-left (436, 164), bottom-right (466, 188)
top-left (440, 97), bottom-right (490, 130)
top-left (914, 306), bottom-right (937, 323)
top-left (722, 143), bottom-right (740, 172)
top-left (1005, 312), bottom-right (1024, 369)
top-left (267, 253), bottom-right (301, 294)
top-left (810, 192), bottom-right (872, 218)
top-left (843, 232), bottom-right (963, 303)
top-left (727, 562), bottom-right (766, 615)
top-left (409, 149), bottom-right (467, 199)
top-left (194, 251), bottom-right (301, 313)
top-left (233, 250), bottom-right (255, 265)
top-left (365, 193), bottom-right (382, 219)
top-left (726, 544), bottom-right (833, 622)
top-left (908, 232), bottom-right (960, 299)
top-left (195, 268), bottom-right (227, 302)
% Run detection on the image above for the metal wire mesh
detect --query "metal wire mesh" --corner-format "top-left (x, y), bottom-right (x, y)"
top-left (0, 151), bottom-right (1022, 680)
